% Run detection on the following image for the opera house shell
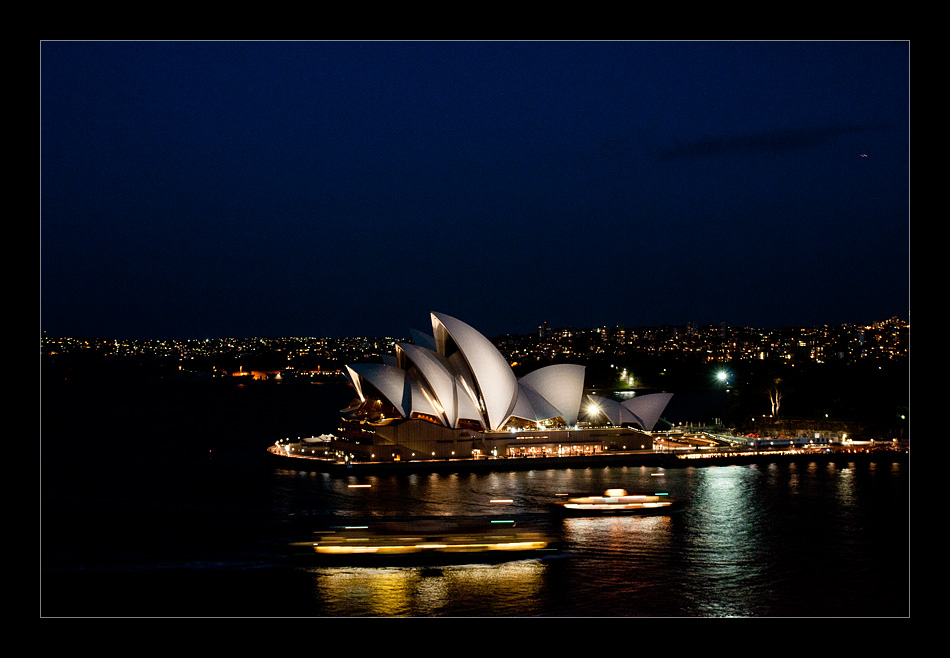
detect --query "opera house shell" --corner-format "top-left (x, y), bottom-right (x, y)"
top-left (341, 312), bottom-right (672, 461)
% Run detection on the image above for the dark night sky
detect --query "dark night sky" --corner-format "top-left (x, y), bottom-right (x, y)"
top-left (41, 41), bottom-right (909, 340)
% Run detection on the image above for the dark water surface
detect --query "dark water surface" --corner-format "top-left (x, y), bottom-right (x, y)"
top-left (41, 378), bottom-right (909, 617)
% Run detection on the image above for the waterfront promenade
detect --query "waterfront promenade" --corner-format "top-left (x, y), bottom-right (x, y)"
top-left (267, 442), bottom-right (908, 475)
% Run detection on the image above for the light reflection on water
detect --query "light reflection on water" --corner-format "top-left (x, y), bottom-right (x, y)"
top-left (271, 459), bottom-right (907, 617)
top-left (673, 466), bottom-right (778, 616)
top-left (40, 457), bottom-right (908, 617)
top-left (306, 560), bottom-right (548, 617)
top-left (43, 381), bottom-right (908, 617)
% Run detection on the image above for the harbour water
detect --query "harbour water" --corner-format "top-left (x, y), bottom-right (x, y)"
top-left (41, 377), bottom-right (909, 617)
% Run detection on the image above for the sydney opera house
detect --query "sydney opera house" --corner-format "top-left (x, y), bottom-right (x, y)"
top-left (339, 312), bottom-right (672, 461)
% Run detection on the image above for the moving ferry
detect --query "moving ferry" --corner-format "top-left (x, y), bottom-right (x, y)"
top-left (553, 489), bottom-right (682, 516)
top-left (290, 516), bottom-right (556, 564)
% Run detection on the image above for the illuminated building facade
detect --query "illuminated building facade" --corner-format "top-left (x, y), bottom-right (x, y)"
top-left (342, 312), bottom-right (672, 461)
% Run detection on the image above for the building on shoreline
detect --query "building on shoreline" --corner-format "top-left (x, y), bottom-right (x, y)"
top-left (339, 312), bottom-right (673, 461)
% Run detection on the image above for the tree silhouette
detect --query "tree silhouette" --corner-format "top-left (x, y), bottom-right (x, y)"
top-left (768, 378), bottom-right (783, 416)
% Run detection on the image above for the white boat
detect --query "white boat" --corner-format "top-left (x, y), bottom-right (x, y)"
top-left (553, 489), bottom-right (681, 516)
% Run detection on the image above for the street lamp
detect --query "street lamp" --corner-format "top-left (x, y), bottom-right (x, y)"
top-left (587, 402), bottom-right (601, 426)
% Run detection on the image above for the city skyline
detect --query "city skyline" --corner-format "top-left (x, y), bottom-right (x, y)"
top-left (40, 312), bottom-right (907, 341)
top-left (42, 314), bottom-right (907, 365)
top-left (41, 41), bottom-right (910, 340)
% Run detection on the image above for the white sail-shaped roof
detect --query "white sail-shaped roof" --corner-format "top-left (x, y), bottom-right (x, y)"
top-left (508, 387), bottom-right (540, 423)
top-left (344, 312), bottom-right (611, 434)
top-left (396, 342), bottom-right (459, 428)
top-left (621, 393), bottom-right (673, 431)
top-left (518, 364), bottom-right (586, 426)
top-left (447, 350), bottom-right (484, 427)
top-left (407, 376), bottom-right (445, 420)
top-left (586, 394), bottom-right (640, 426)
top-left (586, 392), bottom-right (672, 430)
top-left (431, 312), bottom-right (518, 431)
top-left (346, 363), bottom-right (410, 418)
top-left (454, 379), bottom-right (484, 426)
top-left (409, 327), bottom-right (436, 351)
top-left (507, 382), bottom-right (562, 424)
